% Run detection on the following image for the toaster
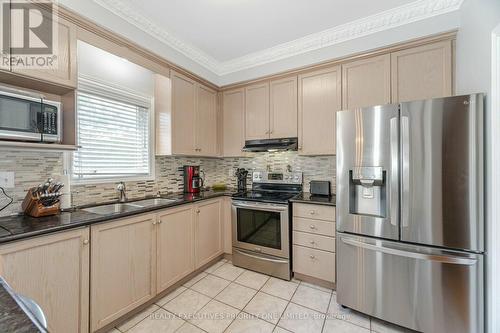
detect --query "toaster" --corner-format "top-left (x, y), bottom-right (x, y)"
top-left (310, 180), bottom-right (331, 196)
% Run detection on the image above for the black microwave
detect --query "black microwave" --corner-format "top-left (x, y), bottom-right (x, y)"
top-left (0, 90), bottom-right (61, 143)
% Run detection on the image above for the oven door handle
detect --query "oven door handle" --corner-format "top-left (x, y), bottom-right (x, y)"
top-left (232, 202), bottom-right (288, 212)
top-left (234, 249), bottom-right (289, 264)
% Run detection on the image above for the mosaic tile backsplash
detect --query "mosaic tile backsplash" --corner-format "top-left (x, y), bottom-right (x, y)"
top-left (0, 150), bottom-right (335, 216)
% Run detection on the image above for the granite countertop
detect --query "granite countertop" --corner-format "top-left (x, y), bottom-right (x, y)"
top-left (0, 278), bottom-right (46, 333)
top-left (0, 188), bottom-right (239, 244)
top-left (290, 192), bottom-right (336, 206)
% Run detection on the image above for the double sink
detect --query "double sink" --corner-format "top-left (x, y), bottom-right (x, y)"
top-left (82, 198), bottom-right (178, 215)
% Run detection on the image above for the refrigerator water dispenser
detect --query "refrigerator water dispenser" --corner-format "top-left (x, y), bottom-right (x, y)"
top-left (349, 167), bottom-right (386, 218)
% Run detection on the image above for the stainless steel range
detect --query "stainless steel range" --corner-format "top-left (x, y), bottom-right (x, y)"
top-left (232, 171), bottom-right (302, 280)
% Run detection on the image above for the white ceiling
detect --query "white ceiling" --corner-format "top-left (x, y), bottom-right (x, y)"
top-left (107, 0), bottom-right (415, 62)
top-left (72, 0), bottom-right (463, 83)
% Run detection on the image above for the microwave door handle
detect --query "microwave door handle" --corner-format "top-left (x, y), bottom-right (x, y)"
top-left (390, 117), bottom-right (399, 227)
top-left (341, 238), bottom-right (478, 266)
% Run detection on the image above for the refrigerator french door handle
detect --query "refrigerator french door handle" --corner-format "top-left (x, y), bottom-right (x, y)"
top-left (390, 117), bottom-right (399, 227)
top-left (341, 237), bottom-right (477, 266)
top-left (401, 116), bottom-right (410, 227)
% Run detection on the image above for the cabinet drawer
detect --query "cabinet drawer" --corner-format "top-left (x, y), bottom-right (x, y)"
top-left (293, 203), bottom-right (335, 221)
top-left (293, 231), bottom-right (335, 252)
top-left (293, 245), bottom-right (335, 282)
top-left (293, 217), bottom-right (335, 237)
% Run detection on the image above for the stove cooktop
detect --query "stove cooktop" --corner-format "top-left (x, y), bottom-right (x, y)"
top-left (232, 190), bottom-right (299, 204)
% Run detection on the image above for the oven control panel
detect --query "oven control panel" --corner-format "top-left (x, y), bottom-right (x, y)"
top-left (252, 171), bottom-right (303, 184)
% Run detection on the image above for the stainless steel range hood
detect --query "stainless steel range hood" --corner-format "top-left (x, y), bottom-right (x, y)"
top-left (242, 137), bottom-right (298, 152)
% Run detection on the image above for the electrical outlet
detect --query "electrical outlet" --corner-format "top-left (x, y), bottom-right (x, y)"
top-left (0, 172), bottom-right (14, 188)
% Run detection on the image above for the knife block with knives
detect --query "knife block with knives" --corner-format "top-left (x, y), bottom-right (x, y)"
top-left (21, 179), bottom-right (63, 217)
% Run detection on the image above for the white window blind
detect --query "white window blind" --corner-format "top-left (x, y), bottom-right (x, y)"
top-left (73, 82), bottom-right (152, 181)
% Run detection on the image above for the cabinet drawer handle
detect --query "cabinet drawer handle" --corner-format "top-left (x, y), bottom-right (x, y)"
top-left (309, 210), bottom-right (316, 215)
top-left (309, 255), bottom-right (316, 259)
top-left (83, 239), bottom-right (89, 245)
top-left (310, 241), bottom-right (316, 245)
top-left (309, 225), bottom-right (316, 230)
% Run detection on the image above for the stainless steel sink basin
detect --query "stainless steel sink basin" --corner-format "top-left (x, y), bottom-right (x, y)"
top-left (132, 198), bottom-right (178, 207)
top-left (82, 203), bottom-right (143, 215)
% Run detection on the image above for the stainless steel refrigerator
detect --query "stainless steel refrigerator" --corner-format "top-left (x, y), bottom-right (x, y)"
top-left (336, 94), bottom-right (484, 333)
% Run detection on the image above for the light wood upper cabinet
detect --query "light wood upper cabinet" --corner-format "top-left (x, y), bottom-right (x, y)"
top-left (270, 76), bottom-right (298, 138)
top-left (157, 205), bottom-right (195, 293)
top-left (298, 66), bottom-right (342, 156)
top-left (168, 70), bottom-right (219, 156)
top-left (342, 54), bottom-right (391, 109)
top-left (245, 82), bottom-right (270, 140)
top-left (171, 71), bottom-right (197, 155)
top-left (90, 214), bottom-right (156, 331)
top-left (11, 8), bottom-right (77, 88)
top-left (222, 88), bottom-right (245, 157)
top-left (196, 84), bottom-right (218, 156)
top-left (195, 199), bottom-right (223, 268)
top-left (391, 40), bottom-right (453, 102)
top-left (0, 228), bottom-right (89, 333)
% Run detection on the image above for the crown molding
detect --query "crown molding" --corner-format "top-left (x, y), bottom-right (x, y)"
top-left (93, 0), bottom-right (463, 76)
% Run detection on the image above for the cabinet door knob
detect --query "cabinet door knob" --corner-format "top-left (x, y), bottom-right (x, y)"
top-left (309, 210), bottom-right (315, 215)
top-left (309, 255), bottom-right (315, 259)
top-left (83, 239), bottom-right (89, 245)
top-left (309, 225), bottom-right (316, 230)
top-left (196, 209), bottom-right (201, 214)
top-left (310, 241), bottom-right (316, 245)
top-left (153, 221), bottom-right (157, 225)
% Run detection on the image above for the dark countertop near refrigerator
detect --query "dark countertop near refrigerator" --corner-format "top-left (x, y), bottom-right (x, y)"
top-left (290, 192), bottom-right (336, 206)
top-left (0, 277), bottom-right (44, 333)
top-left (0, 188), bottom-right (239, 244)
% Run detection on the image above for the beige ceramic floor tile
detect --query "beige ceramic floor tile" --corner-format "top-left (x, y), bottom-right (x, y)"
top-left (277, 302), bottom-right (325, 333)
top-left (299, 281), bottom-right (333, 294)
top-left (225, 313), bottom-right (275, 333)
top-left (323, 318), bottom-right (370, 333)
top-left (211, 263), bottom-right (245, 281)
top-left (156, 286), bottom-right (187, 306)
top-left (273, 327), bottom-right (292, 333)
top-left (215, 282), bottom-right (257, 310)
top-left (184, 272), bottom-right (209, 288)
top-left (205, 260), bottom-right (226, 274)
top-left (234, 270), bottom-right (270, 290)
top-left (176, 321), bottom-right (206, 332)
top-left (117, 304), bottom-right (160, 332)
top-left (189, 300), bottom-right (240, 333)
top-left (191, 274), bottom-right (231, 298)
top-left (371, 318), bottom-right (415, 333)
top-left (127, 309), bottom-right (185, 333)
top-left (243, 292), bottom-right (288, 324)
top-left (261, 277), bottom-right (299, 300)
top-left (327, 293), bottom-right (370, 330)
top-left (163, 289), bottom-right (211, 319)
top-left (291, 285), bottom-right (331, 313)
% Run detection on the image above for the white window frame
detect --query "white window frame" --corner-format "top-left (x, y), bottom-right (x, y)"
top-left (70, 75), bottom-right (155, 185)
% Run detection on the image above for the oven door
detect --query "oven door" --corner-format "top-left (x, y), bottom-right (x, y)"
top-left (232, 200), bottom-right (289, 258)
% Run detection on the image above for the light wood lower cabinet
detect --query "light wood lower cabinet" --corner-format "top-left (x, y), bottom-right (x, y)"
top-left (222, 197), bottom-right (233, 254)
top-left (157, 205), bottom-right (195, 293)
top-left (195, 199), bottom-right (223, 268)
top-left (90, 214), bottom-right (157, 331)
top-left (0, 228), bottom-right (90, 333)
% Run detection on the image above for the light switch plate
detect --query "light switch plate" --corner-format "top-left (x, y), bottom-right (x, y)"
top-left (0, 172), bottom-right (14, 188)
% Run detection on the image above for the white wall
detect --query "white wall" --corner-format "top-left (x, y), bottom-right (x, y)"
top-left (455, 1), bottom-right (500, 332)
top-left (77, 41), bottom-right (154, 96)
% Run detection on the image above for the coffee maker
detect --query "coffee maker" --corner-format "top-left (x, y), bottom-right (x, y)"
top-left (183, 166), bottom-right (203, 193)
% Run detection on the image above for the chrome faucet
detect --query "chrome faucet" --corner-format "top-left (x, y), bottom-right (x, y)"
top-left (117, 182), bottom-right (127, 202)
